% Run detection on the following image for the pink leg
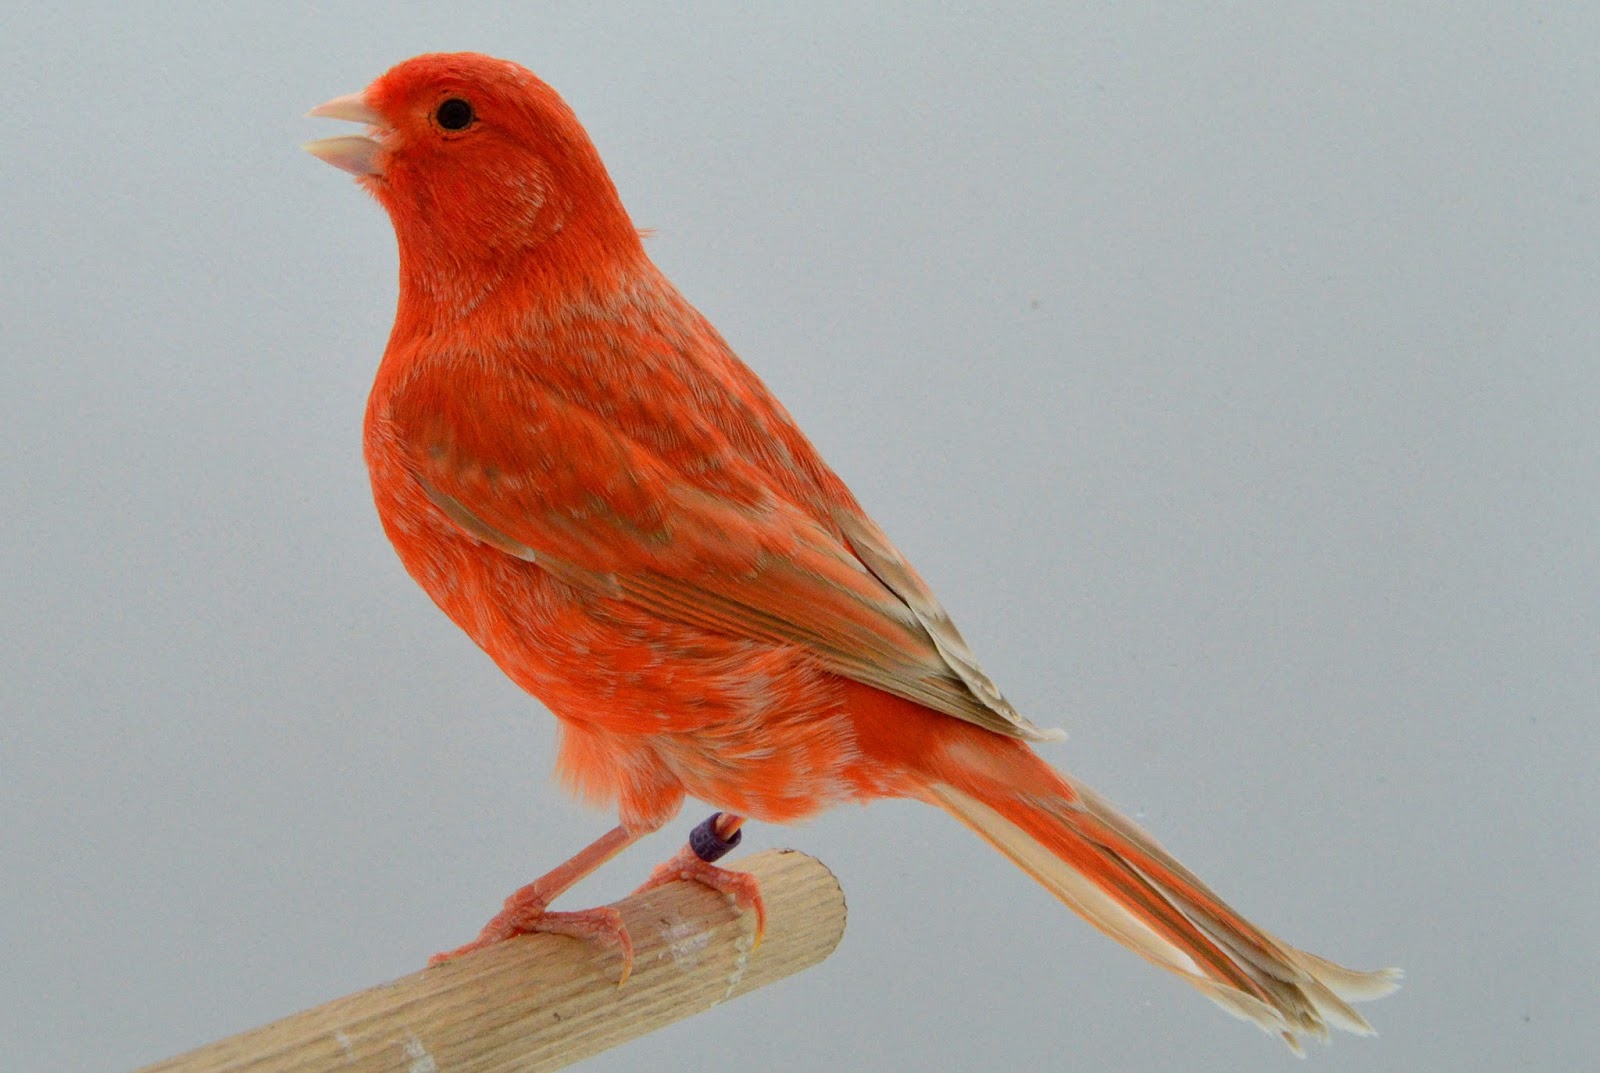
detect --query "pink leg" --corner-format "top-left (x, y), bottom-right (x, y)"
top-left (430, 824), bottom-right (648, 982)
top-left (633, 813), bottom-right (767, 947)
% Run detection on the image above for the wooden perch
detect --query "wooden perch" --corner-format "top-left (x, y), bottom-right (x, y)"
top-left (136, 849), bottom-right (846, 1073)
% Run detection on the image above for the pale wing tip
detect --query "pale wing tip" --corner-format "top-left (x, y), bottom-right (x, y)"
top-left (1025, 724), bottom-right (1069, 743)
top-left (1351, 966), bottom-right (1405, 1000)
top-left (1367, 966), bottom-right (1404, 988)
top-left (1288, 949), bottom-right (1405, 1002)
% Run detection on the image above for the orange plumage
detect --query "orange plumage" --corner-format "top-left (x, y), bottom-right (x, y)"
top-left (307, 52), bottom-right (1397, 1049)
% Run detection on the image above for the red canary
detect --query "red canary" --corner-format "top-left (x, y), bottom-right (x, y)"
top-left (307, 52), bottom-right (1397, 1049)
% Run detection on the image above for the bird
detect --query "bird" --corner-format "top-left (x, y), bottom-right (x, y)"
top-left (305, 51), bottom-right (1398, 1050)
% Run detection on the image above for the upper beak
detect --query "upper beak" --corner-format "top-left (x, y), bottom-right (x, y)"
top-left (304, 92), bottom-right (387, 177)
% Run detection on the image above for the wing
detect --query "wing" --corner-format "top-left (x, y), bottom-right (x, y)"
top-left (386, 353), bottom-right (1063, 742)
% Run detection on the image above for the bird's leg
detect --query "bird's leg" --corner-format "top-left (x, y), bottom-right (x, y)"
top-left (429, 823), bottom-right (648, 982)
top-left (633, 812), bottom-right (767, 947)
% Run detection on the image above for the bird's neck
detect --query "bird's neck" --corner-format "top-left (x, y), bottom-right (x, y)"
top-left (391, 218), bottom-right (650, 337)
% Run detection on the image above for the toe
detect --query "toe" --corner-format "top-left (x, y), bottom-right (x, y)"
top-left (635, 851), bottom-right (766, 947)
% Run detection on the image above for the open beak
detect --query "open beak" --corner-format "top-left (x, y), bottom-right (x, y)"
top-left (304, 92), bottom-right (387, 177)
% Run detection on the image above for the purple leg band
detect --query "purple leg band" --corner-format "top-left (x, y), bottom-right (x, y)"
top-left (689, 813), bottom-right (742, 863)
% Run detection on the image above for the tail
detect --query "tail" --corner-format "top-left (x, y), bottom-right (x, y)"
top-left (925, 754), bottom-right (1401, 1051)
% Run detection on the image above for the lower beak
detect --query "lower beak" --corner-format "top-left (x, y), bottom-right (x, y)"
top-left (304, 92), bottom-right (386, 177)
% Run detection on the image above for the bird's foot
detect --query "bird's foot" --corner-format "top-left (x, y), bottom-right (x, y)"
top-left (426, 824), bottom-right (644, 982)
top-left (634, 813), bottom-right (767, 948)
top-left (429, 886), bottom-right (636, 984)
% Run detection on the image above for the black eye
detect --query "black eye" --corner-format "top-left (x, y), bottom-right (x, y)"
top-left (435, 98), bottom-right (474, 130)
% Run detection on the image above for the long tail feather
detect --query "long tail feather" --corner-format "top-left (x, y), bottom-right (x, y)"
top-left (926, 769), bottom-right (1400, 1051)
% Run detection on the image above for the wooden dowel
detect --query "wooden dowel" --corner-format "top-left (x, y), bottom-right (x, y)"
top-left (136, 849), bottom-right (846, 1073)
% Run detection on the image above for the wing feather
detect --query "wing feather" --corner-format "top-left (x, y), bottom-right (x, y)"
top-left (392, 353), bottom-right (1061, 741)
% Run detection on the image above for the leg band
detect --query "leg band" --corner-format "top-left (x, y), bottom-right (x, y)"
top-left (688, 812), bottom-right (742, 863)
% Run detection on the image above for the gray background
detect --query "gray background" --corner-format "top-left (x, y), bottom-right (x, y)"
top-left (4, 4), bottom-right (1595, 1071)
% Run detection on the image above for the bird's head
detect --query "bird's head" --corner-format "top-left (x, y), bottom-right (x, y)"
top-left (306, 53), bottom-right (641, 293)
